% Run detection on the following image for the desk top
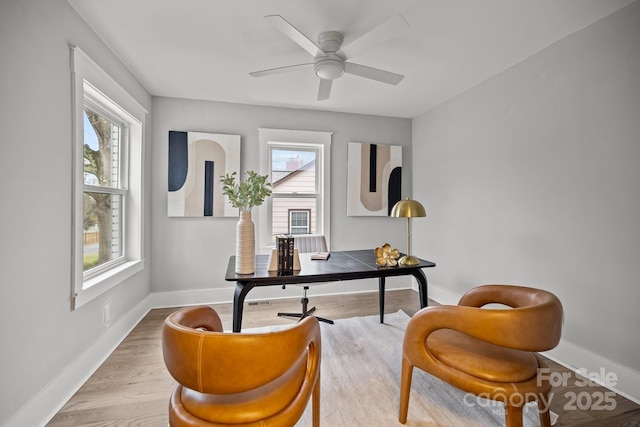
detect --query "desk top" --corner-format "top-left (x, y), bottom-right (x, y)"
top-left (225, 249), bottom-right (435, 285)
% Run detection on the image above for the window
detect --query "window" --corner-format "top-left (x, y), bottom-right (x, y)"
top-left (289, 210), bottom-right (311, 234)
top-left (271, 147), bottom-right (317, 236)
top-left (258, 128), bottom-right (332, 253)
top-left (82, 102), bottom-right (124, 272)
top-left (71, 45), bottom-right (146, 309)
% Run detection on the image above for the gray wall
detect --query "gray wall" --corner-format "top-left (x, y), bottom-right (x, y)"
top-left (150, 97), bottom-right (413, 297)
top-left (0, 0), bottom-right (152, 425)
top-left (2, 0), bottom-right (639, 424)
top-left (412, 1), bottom-right (640, 397)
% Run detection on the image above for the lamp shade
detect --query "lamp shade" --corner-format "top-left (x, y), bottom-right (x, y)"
top-left (390, 198), bottom-right (426, 218)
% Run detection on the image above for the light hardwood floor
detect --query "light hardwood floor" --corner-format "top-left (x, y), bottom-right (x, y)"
top-left (47, 290), bottom-right (640, 426)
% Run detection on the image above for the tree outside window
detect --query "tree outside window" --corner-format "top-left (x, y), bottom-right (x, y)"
top-left (82, 107), bottom-right (124, 271)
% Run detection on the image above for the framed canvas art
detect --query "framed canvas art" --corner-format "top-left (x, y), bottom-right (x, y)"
top-left (168, 131), bottom-right (240, 217)
top-left (347, 142), bottom-right (402, 216)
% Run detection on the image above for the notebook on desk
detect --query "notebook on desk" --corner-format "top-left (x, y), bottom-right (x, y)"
top-left (310, 252), bottom-right (330, 260)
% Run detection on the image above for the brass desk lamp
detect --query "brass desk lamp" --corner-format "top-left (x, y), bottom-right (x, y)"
top-left (390, 198), bottom-right (426, 265)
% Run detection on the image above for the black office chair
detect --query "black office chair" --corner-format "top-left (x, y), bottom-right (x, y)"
top-left (278, 235), bottom-right (334, 325)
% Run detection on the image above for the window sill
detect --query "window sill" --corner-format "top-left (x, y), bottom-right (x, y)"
top-left (73, 259), bottom-right (145, 309)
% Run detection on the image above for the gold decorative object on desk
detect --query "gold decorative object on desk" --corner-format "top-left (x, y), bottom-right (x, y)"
top-left (374, 243), bottom-right (400, 267)
top-left (390, 198), bottom-right (426, 265)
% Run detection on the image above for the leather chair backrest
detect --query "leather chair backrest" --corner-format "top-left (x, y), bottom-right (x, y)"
top-left (162, 306), bottom-right (321, 394)
top-left (457, 284), bottom-right (563, 352)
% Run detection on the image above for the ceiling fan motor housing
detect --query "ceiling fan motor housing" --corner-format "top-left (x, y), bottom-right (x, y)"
top-left (314, 31), bottom-right (345, 80)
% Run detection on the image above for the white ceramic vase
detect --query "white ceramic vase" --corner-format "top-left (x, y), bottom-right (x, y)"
top-left (235, 210), bottom-right (255, 274)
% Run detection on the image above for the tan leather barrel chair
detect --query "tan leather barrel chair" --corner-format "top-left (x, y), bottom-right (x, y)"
top-left (162, 306), bottom-right (321, 426)
top-left (399, 284), bottom-right (563, 427)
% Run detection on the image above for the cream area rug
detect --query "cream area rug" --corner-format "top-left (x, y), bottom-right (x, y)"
top-left (249, 310), bottom-right (556, 427)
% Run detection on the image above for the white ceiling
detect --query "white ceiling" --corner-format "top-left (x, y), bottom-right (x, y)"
top-left (67, 0), bottom-right (634, 118)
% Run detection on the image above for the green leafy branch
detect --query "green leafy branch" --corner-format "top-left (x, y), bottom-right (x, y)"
top-left (220, 171), bottom-right (272, 211)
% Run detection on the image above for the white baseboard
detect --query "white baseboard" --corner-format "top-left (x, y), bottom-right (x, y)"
top-left (426, 283), bottom-right (640, 406)
top-left (15, 281), bottom-right (640, 427)
top-left (18, 279), bottom-right (414, 427)
top-left (148, 287), bottom-right (236, 307)
top-left (147, 276), bottom-right (414, 308)
top-left (5, 296), bottom-right (155, 427)
top-left (544, 340), bottom-right (640, 406)
top-left (423, 282), bottom-right (461, 305)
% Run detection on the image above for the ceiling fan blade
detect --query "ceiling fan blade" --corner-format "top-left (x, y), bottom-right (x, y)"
top-left (340, 14), bottom-right (409, 59)
top-left (344, 62), bottom-right (404, 85)
top-left (264, 15), bottom-right (326, 58)
top-left (317, 79), bottom-right (332, 101)
top-left (249, 63), bottom-right (313, 77)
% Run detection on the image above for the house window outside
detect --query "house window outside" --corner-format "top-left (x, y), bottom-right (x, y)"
top-left (258, 128), bottom-right (332, 253)
top-left (289, 210), bottom-right (311, 234)
top-left (270, 148), bottom-right (318, 237)
top-left (71, 45), bottom-right (145, 309)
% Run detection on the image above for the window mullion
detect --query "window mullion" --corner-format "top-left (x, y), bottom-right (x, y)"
top-left (83, 184), bottom-right (126, 196)
top-left (272, 192), bottom-right (317, 197)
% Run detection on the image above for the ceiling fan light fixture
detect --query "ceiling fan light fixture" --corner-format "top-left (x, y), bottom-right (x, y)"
top-left (252, 15), bottom-right (408, 99)
top-left (314, 58), bottom-right (345, 80)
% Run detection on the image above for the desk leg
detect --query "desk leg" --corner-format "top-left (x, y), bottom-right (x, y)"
top-left (378, 277), bottom-right (385, 323)
top-left (411, 269), bottom-right (429, 308)
top-left (233, 282), bottom-right (256, 333)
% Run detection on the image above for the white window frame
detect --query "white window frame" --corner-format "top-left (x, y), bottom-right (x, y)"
top-left (70, 45), bottom-right (146, 309)
top-left (289, 209), bottom-right (311, 234)
top-left (82, 94), bottom-right (127, 279)
top-left (258, 128), bottom-right (332, 254)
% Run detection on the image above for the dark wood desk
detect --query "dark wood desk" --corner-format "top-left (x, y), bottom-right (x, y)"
top-left (225, 249), bottom-right (435, 332)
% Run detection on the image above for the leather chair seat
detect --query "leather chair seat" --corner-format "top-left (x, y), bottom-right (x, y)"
top-left (178, 353), bottom-right (308, 424)
top-left (428, 329), bottom-right (538, 383)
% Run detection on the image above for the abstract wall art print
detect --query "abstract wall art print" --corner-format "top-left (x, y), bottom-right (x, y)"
top-left (347, 142), bottom-right (402, 216)
top-left (168, 131), bottom-right (240, 217)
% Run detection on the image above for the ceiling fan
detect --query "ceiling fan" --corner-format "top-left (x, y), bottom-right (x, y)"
top-left (250, 14), bottom-right (410, 101)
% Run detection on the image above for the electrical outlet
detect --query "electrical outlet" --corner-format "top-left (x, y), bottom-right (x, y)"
top-left (103, 303), bottom-right (111, 324)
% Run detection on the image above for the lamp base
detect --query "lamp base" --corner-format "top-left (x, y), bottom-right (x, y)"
top-left (398, 255), bottom-right (420, 266)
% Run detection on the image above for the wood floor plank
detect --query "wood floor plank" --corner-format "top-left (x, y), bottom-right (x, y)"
top-left (47, 289), bottom-right (640, 426)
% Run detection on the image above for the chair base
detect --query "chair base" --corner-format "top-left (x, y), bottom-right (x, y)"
top-left (278, 286), bottom-right (334, 325)
top-left (278, 307), bottom-right (335, 325)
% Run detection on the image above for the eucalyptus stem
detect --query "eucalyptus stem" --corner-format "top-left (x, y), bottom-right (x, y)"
top-left (220, 171), bottom-right (272, 211)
